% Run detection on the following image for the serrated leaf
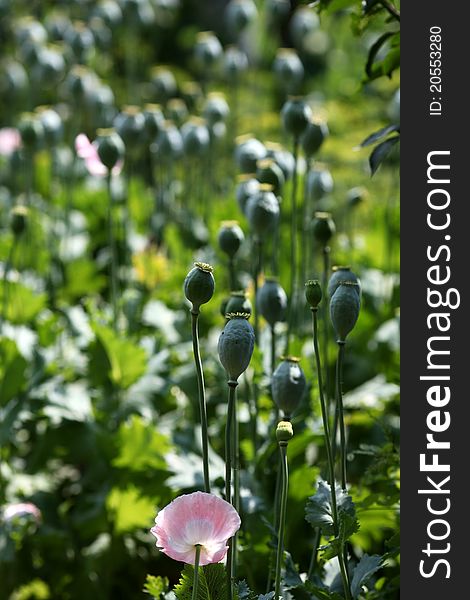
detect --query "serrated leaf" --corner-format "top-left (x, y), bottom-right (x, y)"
top-left (350, 554), bottom-right (383, 598)
top-left (236, 581), bottom-right (255, 600)
top-left (305, 481), bottom-right (357, 537)
top-left (144, 575), bottom-right (170, 599)
top-left (369, 136), bottom-right (400, 175)
top-left (358, 124), bottom-right (400, 148)
top-left (174, 563), bottom-right (228, 600)
top-left (284, 552), bottom-right (303, 588)
top-left (258, 593), bottom-right (274, 600)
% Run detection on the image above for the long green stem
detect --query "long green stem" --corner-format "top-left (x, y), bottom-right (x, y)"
top-left (321, 246), bottom-right (331, 418)
top-left (274, 443), bottom-right (288, 599)
top-left (286, 138), bottom-right (299, 354)
top-left (232, 388), bottom-right (240, 579)
top-left (1, 238), bottom-right (18, 333)
top-left (336, 342), bottom-right (348, 490)
top-left (225, 380), bottom-right (238, 600)
top-left (191, 310), bottom-right (211, 493)
top-left (192, 544), bottom-right (202, 600)
top-left (107, 173), bottom-right (119, 330)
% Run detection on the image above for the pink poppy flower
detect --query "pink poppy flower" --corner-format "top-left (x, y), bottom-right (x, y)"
top-left (74, 133), bottom-right (123, 177)
top-left (150, 491), bottom-right (241, 565)
top-left (0, 127), bottom-right (21, 156)
top-left (2, 502), bottom-right (41, 523)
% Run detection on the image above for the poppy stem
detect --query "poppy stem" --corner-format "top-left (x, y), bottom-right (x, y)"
top-left (225, 380), bottom-right (238, 600)
top-left (192, 544), bottom-right (202, 600)
top-left (274, 442), bottom-right (289, 600)
top-left (335, 341), bottom-right (348, 490)
top-left (106, 173), bottom-right (119, 330)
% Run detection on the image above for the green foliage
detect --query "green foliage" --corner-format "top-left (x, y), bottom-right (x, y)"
top-left (351, 554), bottom-right (383, 598)
top-left (144, 575), bottom-right (170, 599)
top-left (305, 481), bottom-right (358, 538)
top-left (174, 564), bottom-right (229, 600)
top-left (113, 415), bottom-right (172, 471)
top-left (0, 338), bottom-right (27, 406)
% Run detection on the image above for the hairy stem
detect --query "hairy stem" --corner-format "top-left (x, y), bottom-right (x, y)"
top-left (192, 544), bottom-right (202, 600)
top-left (274, 443), bottom-right (289, 600)
top-left (336, 341), bottom-right (347, 490)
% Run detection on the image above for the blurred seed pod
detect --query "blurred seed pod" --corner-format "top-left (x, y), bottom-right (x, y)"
top-left (143, 104), bottom-right (165, 142)
top-left (180, 81), bottom-right (203, 112)
top-left (235, 174), bottom-right (259, 214)
top-left (265, 141), bottom-right (294, 181)
top-left (18, 112), bottom-right (44, 150)
top-left (305, 279), bottom-right (322, 309)
top-left (234, 134), bottom-right (266, 173)
top-left (311, 211), bottom-right (335, 246)
top-left (87, 84), bottom-right (116, 128)
top-left (289, 6), bottom-right (320, 48)
top-left (256, 158), bottom-right (285, 196)
top-left (167, 98), bottom-right (189, 128)
top-left (218, 220), bottom-right (245, 258)
top-left (184, 262), bottom-right (215, 312)
top-left (15, 17), bottom-right (48, 46)
top-left (266, 0), bottom-right (290, 23)
top-left (181, 117), bottom-right (210, 156)
top-left (225, 0), bottom-right (257, 35)
top-left (121, 0), bottom-right (155, 28)
top-left (93, 0), bottom-right (123, 28)
top-left (276, 419), bottom-right (294, 442)
top-left (327, 266), bottom-right (360, 299)
top-left (155, 120), bottom-right (183, 160)
top-left (224, 46), bottom-right (249, 80)
top-left (281, 97), bottom-right (312, 139)
top-left (114, 105), bottom-right (145, 151)
top-left (330, 281), bottom-right (361, 342)
top-left (301, 117), bottom-right (328, 158)
top-left (203, 93), bottom-right (230, 125)
top-left (306, 165), bottom-right (333, 201)
top-left (151, 67), bottom-right (177, 104)
top-left (194, 31), bottom-right (223, 72)
top-left (89, 16), bottom-right (112, 51)
top-left (245, 184), bottom-right (280, 238)
top-left (226, 291), bottom-right (252, 316)
top-left (208, 120), bottom-right (227, 144)
top-left (66, 21), bottom-right (95, 61)
top-left (272, 357), bottom-right (306, 417)
top-left (257, 277), bottom-right (287, 325)
top-left (0, 60), bottom-right (29, 101)
top-left (346, 186), bottom-right (368, 208)
top-left (96, 128), bottom-right (125, 171)
top-left (63, 65), bottom-right (96, 104)
top-left (31, 46), bottom-right (66, 89)
top-left (35, 106), bottom-right (63, 146)
top-left (10, 205), bottom-right (29, 237)
top-left (218, 312), bottom-right (255, 381)
top-left (273, 48), bottom-right (304, 93)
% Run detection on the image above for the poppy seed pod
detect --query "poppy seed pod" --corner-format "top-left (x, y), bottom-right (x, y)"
top-left (194, 31), bottom-right (223, 71)
top-left (301, 118), bottom-right (329, 157)
top-left (234, 134), bottom-right (267, 173)
top-left (180, 81), bottom-right (203, 112)
top-left (184, 262), bottom-right (215, 313)
top-left (276, 420), bottom-right (294, 443)
top-left (289, 6), bottom-right (320, 43)
top-left (327, 266), bottom-right (360, 299)
top-left (218, 221), bottom-right (245, 258)
top-left (225, 0), bottom-right (257, 35)
top-left (257, 277), bottom-right (287, 325)
top-left (272, 357), bottom-right (306, 417)
top-left (306, 166), bottom-right (334, 201)
top-left (18, 113), bottom-right (43, 149)
top-left (281, 97), bottom-right (312, 139)
top-left (273, 49), bottom-right (304, 91)
top-left (224, 46), bottom-right (249, 80)
top-left (305, 279), bottom-right (322, 310)
top-left (311, 212), bottom-right (336, 246)
top-left (156, 121), bottom-right (183, 160)
top-left (265, 142), bottom-right (295, 181)
top-left (346, 186), bottom-right (368, 208)
top-left (266, 0), bottom-right (290, 22)
top-left (10, 206), bottom-right (29, 236)
top-left (218, 313), bottom-right (255, 382)
top-left (36, 107), bottom-right (63, 146)
top-left (245, 185), bottom-right (280, 238)
top-left (226, 291), bottom-right (252, 316)
top-left (114, 106), bottom-right (145, 150)
top-left (151, 67), bottom-right (177, 103)
top-left (96, 128), bottom-right (125, 171)
top-left (203, 93), bottom-right (230, 125)
top-left (330, 281), bottom-right (361, 342)
top-left (256, 158), bottom-right (285, 196)
top-left (181, 118), bottom-right (210, 156)
top-left (143, 104), bottom-right (164, 141)
top-left (167, 98), bottom-right (189, 128)
top-left (235, 174), bottom-right (260, 214)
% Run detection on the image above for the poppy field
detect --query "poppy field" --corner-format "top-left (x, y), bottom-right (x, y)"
top-left (0, 1), bottom-right (400, 599)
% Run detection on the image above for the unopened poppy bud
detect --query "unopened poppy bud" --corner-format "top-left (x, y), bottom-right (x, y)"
top-left (272, 357), bottom-right (306, 417)
top-left (256, 158), bottom-right (285, 196)
top-left (257, 277), bottom-right (287, 325)
top-left (281, 97), bottom-right (312, 139)
top-left (10, 206), bottom-right (29, 236)
top-left (218, 221), bottom-right (244, 258)
top-left (327, 266), bottom-right (360, 299)
top-left (305, 279), bottom-right (322, 309)
top-left (96, 128), bottom-right (125, 171)
top-left (301, 118), bottom-right (328, 157)
top-left (226, 291), bottom-right (252, 316)
top-left (276, 420), bottom-right (294, 443)
top-left (311, 212), bottom-right (335, 246)
top-left (218, 313), bottom-right (255, 382)
top-left (330, 281), bottom-right (361, 343)
top-left (245, 185), bottom-right (280, 238)
top-left (184, 262), bottom-right (215, 313)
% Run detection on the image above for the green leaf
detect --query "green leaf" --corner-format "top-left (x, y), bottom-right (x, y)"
top-left (305, 481), bottom-right (357, 537)
top-left (0, 282), bottom-right (46, 324)
top-left (144, 575), bottom-right (170, 599)
top-left (358, 124), bottom-right (400, 148)
top-left (0, 338), bottom-right (27, 406)
top-left (350, 554), bottom-right (383, 598)
top-left (93, 323), bottom-right (147, 389)
top-left (113, 415), bottom-right (172, 471)
top-left (174, 563), bottom-right (228, 600)
top-left (106, 485), bottom-right (157, 534)
top-left (304, 583), bottom-right (344, 600)
top-left (284, 552), bottom-right (303, 588)
top-left (369, 136), bottom-right (400, 175)
top-left (365, 32), bottom-right (395, 80)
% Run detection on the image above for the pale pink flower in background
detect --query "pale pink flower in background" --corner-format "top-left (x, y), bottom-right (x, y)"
top-left (0, 127), bottom-right (21, 156)
top-left (2, 502), bottom-right (42, 523)
top-left (150, 491), bottom-right (241, 565)
top-left (75, 133), bottom-right (123, 177)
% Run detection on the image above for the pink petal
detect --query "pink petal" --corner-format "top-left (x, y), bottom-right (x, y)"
top-left (75, 133), bottom-right (94, 159)
top-left (0, 128), bottom-right (21, 156)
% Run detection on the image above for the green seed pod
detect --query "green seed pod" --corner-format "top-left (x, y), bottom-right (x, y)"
top-left (257, 277), bottom-right (287, 325)
top-left (224, 46), bottom-right (249, 80)
top-left (245, 184), bottom-right (280, 239)
top-left (226, 291), bottom-right (252, 316)
top-left (346, 186), bottom-right (368, 208)
top-left (151, 67), bottom-right (177, 103)
top-left (234, 134), bottom-right (266, 173)
top-left (180, 81), bottom-right (203, 112)
top-left (218, 312), bottom-right (255, 381)
top-left (327, 266), bottom-right (360, 299)
top-left (156, 120), bottom-right (183, 160)
top-left (167, 98), bottom-right (189, 128)
top-left (194, 31), bottom-right (223, 71)
top-left (306, 165), bottom-right (333, 201)
top-left (10, 205), bottom-right (29, 236)
top-left (272, 357), bottom-right (306, 417)
top-left (276, 420), bottom-right (294, 443)
top-left (311, 211), bottom-right (335, 246)
top-left (256, 158), bottom-right (285, 196)
top-left (305, 279), bottom-right (322, 309)
top-left (273, 48), bottom-right (304, 92)
top-left (265, 141), bottom-right (295, 181)
top-left (218, 221), bottom-right (245, 258)
top-left (225, 0), bottom-right (257, 35)
top-left (181, 117), bottom-right (210, 156)
top-left (330, 281), bottom-right (361, 342)
top-left (301, 118), bottom-right (329, 158)
top-left (35, 106), bottom-right (63, 146)
top-left (281, 97), bottom-right (312, 139)
top-left (203, 93), bottom-right (230, 125)
top-left (18, 112), bottom-right (43, 150)
top-left (235, 174), bottom-right (260, 214)
top-left (143, 104), bottom-right (164, 141)
top-left (114, 105), bottom-right (145, 151)
top-left (184, 262), bottom-right (215, 313)
top-left (96, 128), bottom-right (125, 171)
